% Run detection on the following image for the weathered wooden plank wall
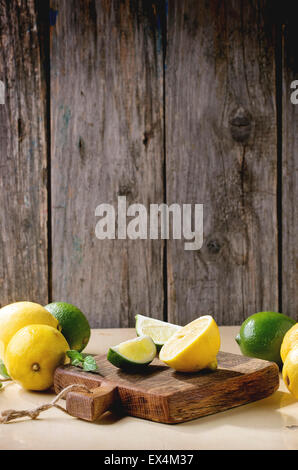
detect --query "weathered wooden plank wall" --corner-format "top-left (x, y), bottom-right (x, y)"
top-left (282, 21), bottom-right (298, 318)
top-left (0, 0), bottom-right (297, 326)
top-left (166, 0), bottom-right (279, 325)
top-left (50, 0), bottom-right (165, 327)
top-left (0, 0), bottom-right (49, 306)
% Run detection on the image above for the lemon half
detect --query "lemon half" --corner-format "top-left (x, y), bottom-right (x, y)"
top-left (159, 315), bottom-right (220, 372)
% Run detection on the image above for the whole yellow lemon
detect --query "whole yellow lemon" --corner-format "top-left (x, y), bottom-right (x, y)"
top-left (0, 302), bottom-right (59, 359)
top-left (282, 344), bottom-right (298, 399)
top-left (5, 324), bottom-right (69, 391)
top-left (280, 323), bottom-right (298, 363)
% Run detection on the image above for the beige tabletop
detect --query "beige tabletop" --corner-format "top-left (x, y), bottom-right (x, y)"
top-left (0, 327), bottom-right (297, 450)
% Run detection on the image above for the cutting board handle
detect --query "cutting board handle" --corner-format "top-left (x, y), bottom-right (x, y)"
top-left (66, 381), bottom-right (118, 422)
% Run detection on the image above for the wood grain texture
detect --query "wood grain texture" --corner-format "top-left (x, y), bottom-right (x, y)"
top-left (0, 0), bottom-right (48, 306)
top-left (66, 382), bottom-right (117, 421)
top-left (0, 1), bottom-right (295, 326)
top-left (282, 22), bottom-right (298, 320)
top-left (54, 351), bottom-right (279, 423)
top-left (166, 0), bottom-right (278, 326)
top-left (50, 0), bottom-right (165, 327)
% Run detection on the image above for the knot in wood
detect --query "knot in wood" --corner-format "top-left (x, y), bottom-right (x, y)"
top-left (118, 184), bottom-right (133, 197)
top-left (207, 239), bottom-right (221, 254)
top-left (229, 106), bottom-right (252, 143)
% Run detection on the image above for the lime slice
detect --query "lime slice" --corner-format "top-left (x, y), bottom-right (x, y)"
top-left (135, 314), bottom-right (182, 351)
top-left (107, 335), bottom-right (156, 371)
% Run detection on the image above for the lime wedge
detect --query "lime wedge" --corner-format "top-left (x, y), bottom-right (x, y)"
top-left (107, 335), bottom-right (156, 371)
top-left (135, 314), bottom-right (182, 351)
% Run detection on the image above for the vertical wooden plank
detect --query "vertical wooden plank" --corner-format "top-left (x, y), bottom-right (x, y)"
top-left (0, 0), bottom-right (49, 305)
top-left (51, 0), bottom-right (164, 327)
top-left (282, 22), bottom-right (298, 319)
top-left (166, 0), bottom-right (278, 325)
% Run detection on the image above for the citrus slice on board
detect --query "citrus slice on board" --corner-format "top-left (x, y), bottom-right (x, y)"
top-left (159, 315), bottom-right (220, 372)
top-left (135, 314), bottom-right (181, 351)
top-left (107, 335), bottom-right (157, 371)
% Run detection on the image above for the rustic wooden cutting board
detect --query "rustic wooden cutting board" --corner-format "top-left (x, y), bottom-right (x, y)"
top-left (54, 351), bottom-right (279, 424)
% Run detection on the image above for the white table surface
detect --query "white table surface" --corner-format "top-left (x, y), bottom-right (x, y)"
top-left (0, 327), bottom-right (297, 450)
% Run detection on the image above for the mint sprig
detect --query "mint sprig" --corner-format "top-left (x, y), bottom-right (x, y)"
top-left (83, 355), bottom-right (98, 372)
top-left (67, 350), bottom-right (97, 372)
top-left (67, 350), bottom-right (83, 362)
top-left (0, 359), bottom-right (10, 379)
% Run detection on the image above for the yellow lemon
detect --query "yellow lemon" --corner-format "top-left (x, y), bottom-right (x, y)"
top-left (5, 324), bottom-right (69, 391)
top-left (159, 315), bottom-right (220, 372)
top-left (280, 323), bottom-right (298, 363)
top-left (0, 302), bottom-right (59, 359)
top-left (282, 344), bottom-right (298, 399)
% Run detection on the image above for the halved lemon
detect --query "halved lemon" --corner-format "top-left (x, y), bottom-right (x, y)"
top-left (159, 315), bottom-right (220, 372)
top-left (135, 314), bottom-right (181, 351)
top-left (107, 335), bottom-right (157, 371)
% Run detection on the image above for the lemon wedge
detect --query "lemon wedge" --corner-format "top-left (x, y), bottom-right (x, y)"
top-left (159, 315), bottom-right (220, 372)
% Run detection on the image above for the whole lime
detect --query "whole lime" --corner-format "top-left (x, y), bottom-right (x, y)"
top-left (45, 302), bottom-right (90, 352)
top-left (235, 311), bottom-right (296, 367)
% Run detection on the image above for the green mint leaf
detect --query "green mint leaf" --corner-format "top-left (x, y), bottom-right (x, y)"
top-left (67, 350), bottom-right (84, 363)
top-left (0, 359), bottom-right (10, 379)
top-left (71, 358), bottom-right (82, 367)
top-left (81, 352), bottom-right (91, 359)
top-left (83, 356), bottom-right (97, 372)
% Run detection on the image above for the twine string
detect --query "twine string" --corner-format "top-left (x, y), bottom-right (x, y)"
top-left (0, 384), bottom-right (91, 424)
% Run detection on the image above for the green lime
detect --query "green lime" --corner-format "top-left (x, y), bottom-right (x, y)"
top-left (45, 302), bottom-right (90, 352)
top-left (107, 336), bottom-right (156, 371)
top-left (236, 311), bottom-right (296, 367)
top-left (135, 314), bottom-right (181, 352)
